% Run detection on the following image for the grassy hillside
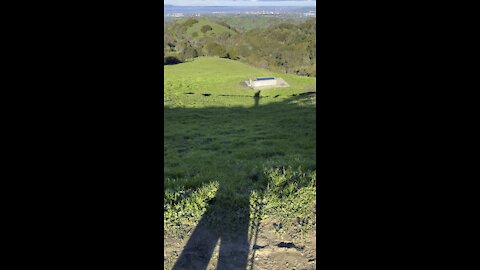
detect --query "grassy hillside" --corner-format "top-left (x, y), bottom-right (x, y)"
top-left (164, 57), bottom-right (316, 268)
top-left (164, 57), bottom-right (315, 107)
top-left (173, 18), bottom-right (236, 39)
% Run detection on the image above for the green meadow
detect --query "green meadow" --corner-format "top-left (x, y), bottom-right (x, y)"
top-left (164, 57), bottom-right (316, 240)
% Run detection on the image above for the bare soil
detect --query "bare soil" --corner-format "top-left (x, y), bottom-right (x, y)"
top-left (164, 219), bottom-right (316, 270)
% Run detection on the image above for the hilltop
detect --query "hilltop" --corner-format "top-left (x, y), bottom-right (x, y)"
top-left (165, 17), bottom-right (236, 38)
top-left (184, 18), bottom-right (236, 38)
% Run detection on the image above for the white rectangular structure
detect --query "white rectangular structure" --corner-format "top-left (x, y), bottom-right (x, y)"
top-left (245, 77), bottom-right (288, 90)
top-left (249, 77), bottom-right (277, 88)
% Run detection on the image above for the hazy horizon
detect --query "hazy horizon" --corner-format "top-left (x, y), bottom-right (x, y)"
top-left (164, 0), bottom-right (316, 7)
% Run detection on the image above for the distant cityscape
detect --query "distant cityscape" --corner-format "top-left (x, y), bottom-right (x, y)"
top-left (164, 5), bottom-right (316, 18)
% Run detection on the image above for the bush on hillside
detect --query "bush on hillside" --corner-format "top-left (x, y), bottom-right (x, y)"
top-left (164, 56), bottom-right (182, 65)
top-left (182, 46), bottom-right (199, 60)
top-left (183, 18), bottom-right (199, 28)
top-left (201, 25), bottom-right (213, 33)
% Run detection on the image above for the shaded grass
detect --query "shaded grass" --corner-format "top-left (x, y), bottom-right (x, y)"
top-left (164, 57), bottom-right (316, 239)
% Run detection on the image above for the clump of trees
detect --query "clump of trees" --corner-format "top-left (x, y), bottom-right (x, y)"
top-left (183, 18), bottom-right (199, 28)
top-left (201, 25), bottom-right (213, 33)
top-left (164, 56), bottom-right (182, 65)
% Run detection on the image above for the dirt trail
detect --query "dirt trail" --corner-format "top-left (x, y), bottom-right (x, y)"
top-left (164, 220), bottom-right (316, 270)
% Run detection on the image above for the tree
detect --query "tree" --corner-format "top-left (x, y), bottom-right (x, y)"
top-left (183, 18), bottom-right (199, 28)
top-left (201, 25), bottom-right (213, 33)
top-left (182, 46), bottom-right (198, 60)
top-left (164, 56), bottom-right (182, 65)
top-left (225, 49), bottom-right (239, 60)
top-left (206, 42), bottom-right (226, 57)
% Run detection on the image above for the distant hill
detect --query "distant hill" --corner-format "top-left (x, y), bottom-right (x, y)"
top-left (164, 18), bottom-right (316, 77)
top-left (186, 18), bottom-right (236, 38)
top-left (166, 18), bottom-right (236, 39)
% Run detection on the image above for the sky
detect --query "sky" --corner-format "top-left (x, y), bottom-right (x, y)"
top-left (164, 0), bottom-right (316, 7)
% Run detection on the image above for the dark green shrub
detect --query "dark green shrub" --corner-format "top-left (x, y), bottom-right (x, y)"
top-left (201, 25), bottom-right (213, 33)
top-left (164, 56), bottom-right (182, 65)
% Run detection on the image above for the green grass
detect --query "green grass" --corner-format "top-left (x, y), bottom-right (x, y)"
top-left (164, 57), bottom-right (316, 238)
top-left (183, 18), bottom-right (236, 38)
top-left (164, 57), bottom-right (315, 106)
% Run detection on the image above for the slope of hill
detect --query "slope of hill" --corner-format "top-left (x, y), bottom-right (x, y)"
top-left (164, 57), bottom-right (315, 107)
top-left (187, 18), bottom-right (236, 38)
top-left (164, 57), bottom-right (316, 269)
top-left (171, 18), bottom-right (236, 39)
top-left (164, 17), bottom-right (316, 76)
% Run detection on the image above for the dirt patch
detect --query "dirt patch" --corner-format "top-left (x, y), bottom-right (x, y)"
top-left (164, 219), bottom-right (316, 270)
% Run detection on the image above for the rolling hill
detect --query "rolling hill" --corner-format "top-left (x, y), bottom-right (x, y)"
top-left (171, 18), bottom-right (236, 39)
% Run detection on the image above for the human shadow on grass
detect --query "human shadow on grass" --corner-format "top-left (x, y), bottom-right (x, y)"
top-left (165, 94), bottom-right (316, 270)
top-left (171, 185), bottom-right (254, 269)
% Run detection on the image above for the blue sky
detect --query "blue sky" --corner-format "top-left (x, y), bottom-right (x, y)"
top-left (164, 0), bottom-right (316, 6)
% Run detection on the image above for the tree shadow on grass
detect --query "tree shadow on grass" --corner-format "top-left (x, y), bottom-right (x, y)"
top-left (165, 94), bottom-right (316, 270)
